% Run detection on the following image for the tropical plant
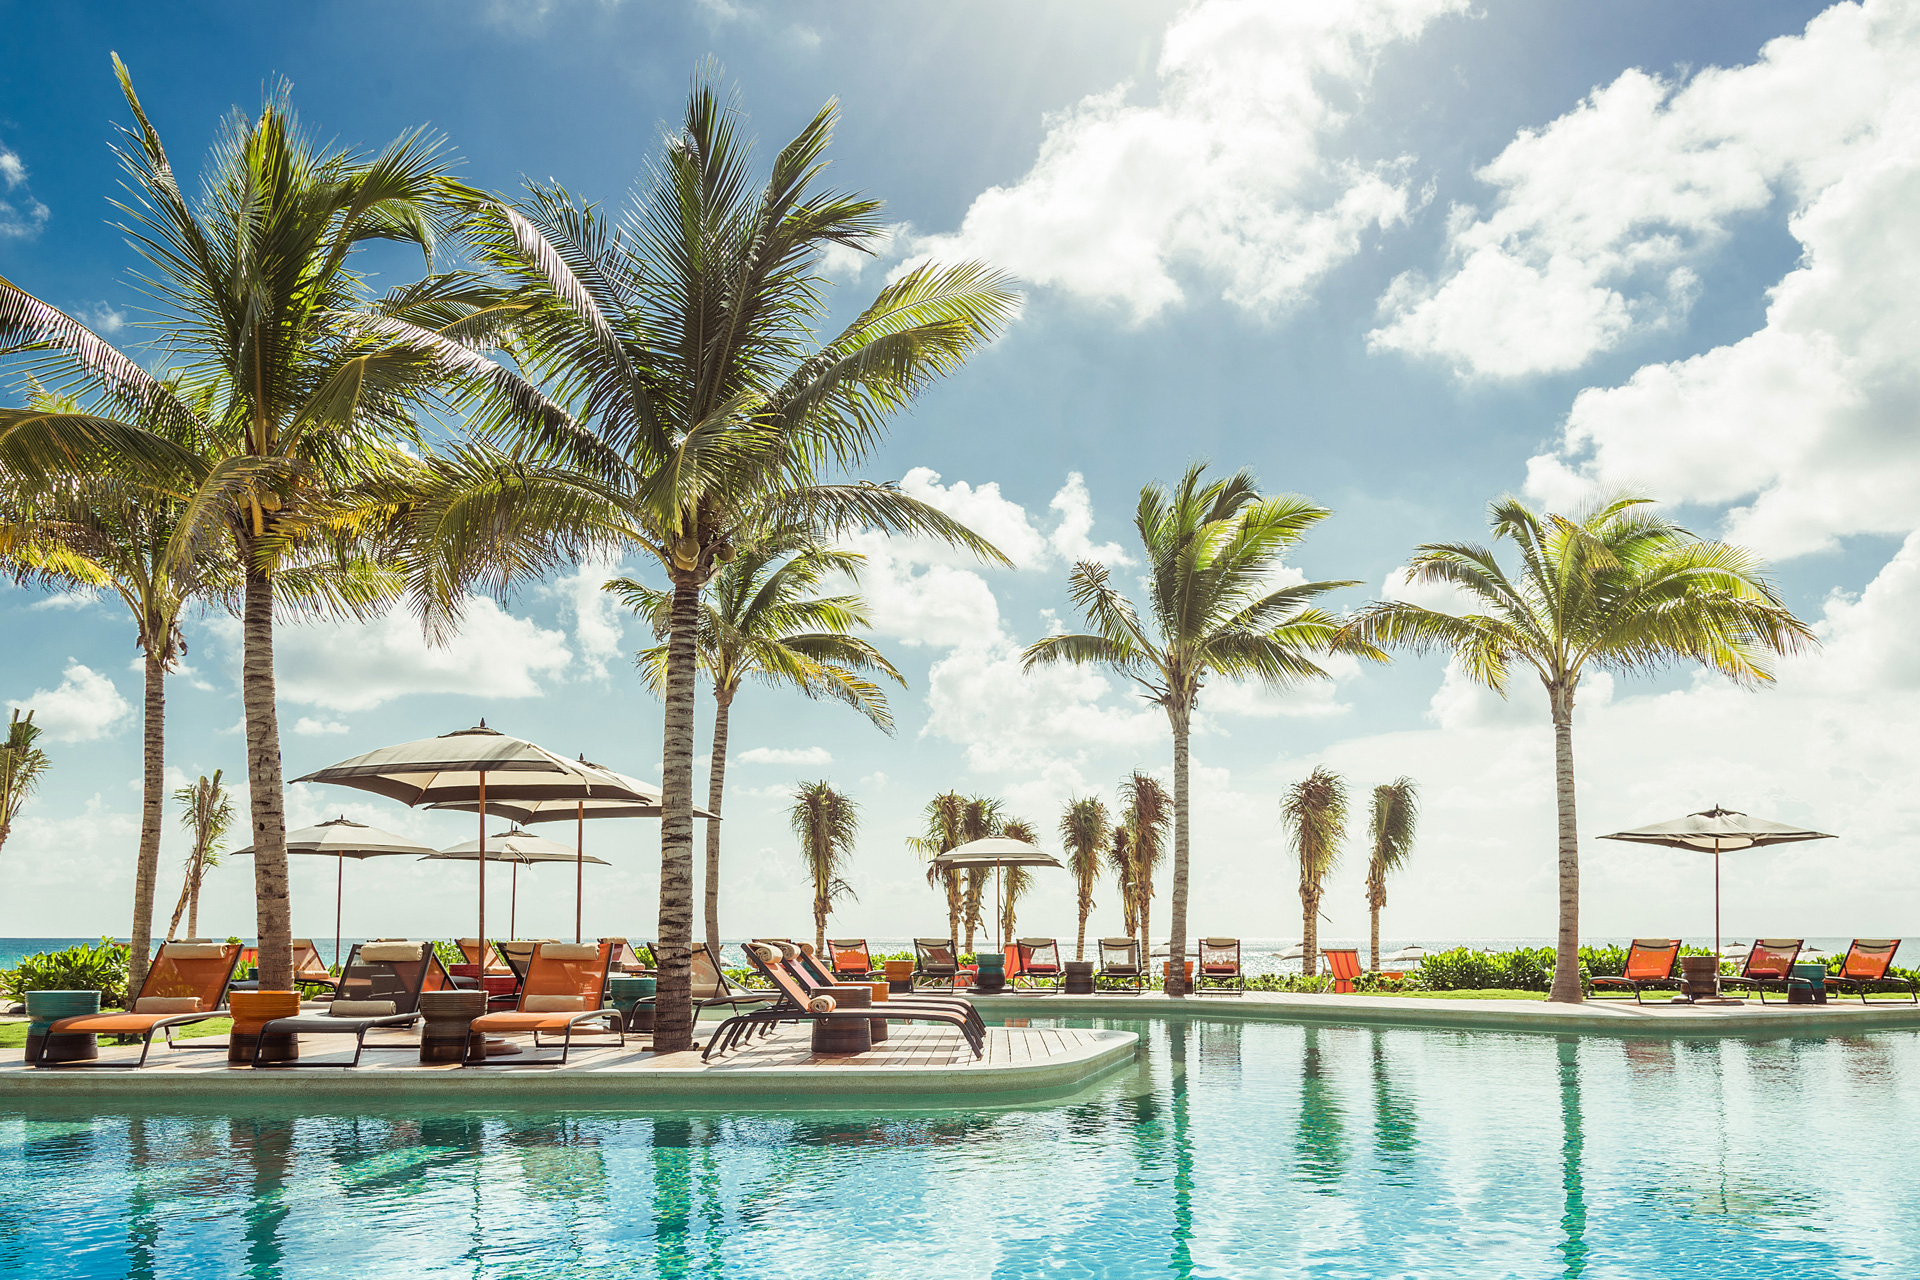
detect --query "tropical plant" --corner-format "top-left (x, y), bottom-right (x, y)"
top-left (998, 818), bottom-right (1039, 942)
top-left (1339, 493), bottom-right (1814, 1001)
top-left (414, 75), bottom-right (1016, 1052)
top-left (0, 708), bottom-right (50, 858)
top-left (790, 780), bottom-right (858, 954)
top-left (1023, 463), bottom-right (1377, 994)
top-left (1, 937), bottom-right (130, 1007)
top-left (1058, 796), bottom-right (1111, 960)
top-left (0, 60), bottom-right (470, 989)
top-left (1118, 771), bottom-right (1171, 962)
top-left (1365, 777), bottom-right (1418, 971)
top-left (165, 770), bottom-right (233, 941)
top-left (910, 792), bottom-right (969, 944)
top-left (608, 532), bottom-right (900, 948)
top-left (1284, 766), bottom-right (1347, 978)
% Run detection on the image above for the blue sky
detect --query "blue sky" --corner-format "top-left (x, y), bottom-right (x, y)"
top-left (4, 0), bottom-right (1915, 950)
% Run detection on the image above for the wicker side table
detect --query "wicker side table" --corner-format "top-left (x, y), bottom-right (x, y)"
top-left (811, 985), bottom-right (872, 1054)
top-left (419, 990), bottom-right (488, 1063)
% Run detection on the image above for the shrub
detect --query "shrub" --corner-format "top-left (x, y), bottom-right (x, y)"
top-left (2, 938), bottom-right (131, 1007)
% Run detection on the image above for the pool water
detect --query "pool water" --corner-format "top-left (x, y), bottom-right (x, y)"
top-left (3, 1015), bottom-right (1917, 1278)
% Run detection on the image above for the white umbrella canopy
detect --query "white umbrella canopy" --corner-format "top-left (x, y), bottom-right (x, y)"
top-left (232, 817), bottom-right (438, 968)
top-left (1381, 945), bottom-right (1426, 965)
top-left (931, 837), bottom-right (1062, 952)
top-left (425, 829), bottom-right (611, 941)
top-left (1276, 942), bottom-right (1306, 963)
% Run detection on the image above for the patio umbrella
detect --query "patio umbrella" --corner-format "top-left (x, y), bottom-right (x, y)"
top-left (1600, 805), bottom-right (1835, 954)
top-left (1381, 944), bottom-right (1426, 965)
top-left (231, 816), bottom-right (437, 969)
top-left (425, 828), bottom-right (610, 941)
top-left (932, 836), bottom-right (1062, 953)
top-left (293, 723), bottom-right (605, 959)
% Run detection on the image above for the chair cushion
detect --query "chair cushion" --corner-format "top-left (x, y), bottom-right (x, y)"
top-left (329, 999), bottom-right (398, 1017)
top-left (160, 943), bottom-right (231, 959)
top-left (522, 994), bottom-right (586, 1012)
top-left (360, 942), bottom-right (424, 962)
top-left (133, 996), bottom-right (203, 1014)
top-left (539, 944), bottom-right (601, 961)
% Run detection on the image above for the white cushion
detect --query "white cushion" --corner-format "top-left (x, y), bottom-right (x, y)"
top-left (522, 994), bottom-right (585, 1012)
top-left (359, 942), bottom-right (423, 962)
top-left (539, 943), bottom-right (601, 961)
top-left (161, 943), bottom-right (231, 960)
top-left (329, 1000), bottom-right (398, 1017)
top-left (133, 996), bottom-right (202, 1014)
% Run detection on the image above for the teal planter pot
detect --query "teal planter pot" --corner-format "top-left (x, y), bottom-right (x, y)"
top-left (24, 990), bottom-right (102, 1064)
top-left (609, 975), bottom-right (657, 1032)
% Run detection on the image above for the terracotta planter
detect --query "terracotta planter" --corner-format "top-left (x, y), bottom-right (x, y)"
top-left (228, 990), bottom-right (301, 1064)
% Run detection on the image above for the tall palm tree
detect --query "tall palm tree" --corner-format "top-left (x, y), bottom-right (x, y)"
top-left (1109, 825), bottom-right (1137, 939)
top-left (0, 709), bottom-right (49, 857)
top-left (1340, 494), bottom-right (1814, 1002)
top-left (1024, 463), bottom-right (1378, 995)
top-left (427, 76), bottom-right (1016, 1051)
top-left (790, 780), bottom-right (858, 954)
top-left (999, 818), bottom-right (1038, 941)
top-left (910, 792), bottom-right (969, 944)
top-left (166, 770), bottom-right (234, 941)
top-left (0, 60), bottom-right (469, 989)
top-left (608, 532), bottom-right (902, 948)
top-left (1119, 771), bottom-right (1171, 964)
top-left (1365, 778), bottom-right (1418, 972)
top-left (1058, 796), bottom-right (1111, 960)
top-left (1285, 767), bottom-right (1347, 979)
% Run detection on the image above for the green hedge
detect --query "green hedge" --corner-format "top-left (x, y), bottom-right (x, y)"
top-left (1, 938), bottom-right (132, 1007)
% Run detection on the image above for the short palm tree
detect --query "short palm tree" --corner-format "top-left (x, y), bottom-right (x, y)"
top-left (165, 771), bottom-right (234, 941)
top-left (910, 792), bottom-right (969, 944)
top-left (1024, 463), bottom-right (1377, 995)
top-left (1340, 494), bottom-right (1814, 1002)
top-left (1108, 825), bottom-right (1137, 939)
top-left (608, 532), bottom-right (901, 948)
top-left (999, 818), bottom-right (1039, 941)
top-left (790, 780), bottom-right (858, 954)
top-left (1119, 771), bottom-right (1171, 964)
top-left (1284, 767), bottom-right (1348, 979)
top-left (1058, 796), bottom-right (1112, 960)
top-left (958, 796), bottom-right (1003, 952)
top-left (0, 709), bottom-right (49, 857)
top-left (1365, 778), bottom-right (1418, 971)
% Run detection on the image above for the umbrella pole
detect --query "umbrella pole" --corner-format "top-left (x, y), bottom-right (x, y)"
top-left (335, 851), bottom-right (344, 973)
top-left (576, 800), bottom-right (584, 945)
top-left (1714, 845), bottom-right (1721, 957)
top-left (511, 862), bottom-right (518, 940)
top-left (477, 770), bottom-right (487, 967)
top-left (995, 861), bottom-right (1004, 953)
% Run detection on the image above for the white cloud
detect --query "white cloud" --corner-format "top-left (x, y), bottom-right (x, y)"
top-left (1047, 472), bottom-right (1132, 565)
top-left (548, 554), bottom-right (628, 681)
top-left (0, 145), bottom-right (24, 187)
top-left (30, 590), bottom-right (101, 611)
top-left (0, 138), bottom-right (48, 240)
top-left (7, 662), bottom-right (133, 742)
top-left (293, 717), bottom-right (351, 736)
top-left (922, 637), bottom-right (1165, 775)
top-left (1207, 653), bottom-right (1364, 721)
top-left (905, 0), bottom-right (1466, 322)
top-left (84, 303), bottom-right (127, 335)
top-left (737, 746), bottom-right (833, 767)
top-left (1372, 0), bottom-right (1920, 381)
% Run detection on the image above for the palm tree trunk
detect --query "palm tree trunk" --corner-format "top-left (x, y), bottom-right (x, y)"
top-left (946, 872), bottom-right (961, 946)
top-left (1167, 707), bottom-right (1191, 997)
top-left (241, 557), bottom-right (292, 990)
top-left (704, 691), bottom-right (732, 950)
top-left (166, 866), bottom-right (192, 941)
top-left (1370, 901), bottom-right (1381, 972)
top-left (814, 895), bottom-right (827, 956)
top-left (1302, 891), bottom-right (1319, 978)
top-left (1547, 683), bottom-right (1583, 1004)
top-left (1076, 894), bottom-right (1089, 962)
top-left (654, 572), bottom-right (702, 1053)
top-left (186, 862), bottom-right (203, 938)
top-left (129, 652), bottom-right (165, 996)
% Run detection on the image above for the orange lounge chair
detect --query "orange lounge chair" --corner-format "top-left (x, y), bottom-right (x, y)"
top-left (1196, 938), bottom-right (1244, 995)
top-left (1588, 939), bottom-right (1683, 1003)
top-left (1322, 948), bottom-right (1363, 993)
top-left (1718, 938), bottom-right (1803, 1003)
top-left (1824, 939), bottom-right (1917, 1004)
top-left (33, 941), bottom-right (243, 1068)
top-left (458, 938), bottom-right (514, 975)
top-left (827, 939), bottom-right (879, 982)
top-left (469, 940), bottom-right (624, 1065)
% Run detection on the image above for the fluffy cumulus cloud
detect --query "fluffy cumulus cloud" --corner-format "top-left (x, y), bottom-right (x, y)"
top-left (0, 137), bottom-right (49, 240)
top-left (1371, 0), bottom-right (1920, 381)
top-left (548, 554), bottom-right (629, 681)
top-left (7, 661), bottom-right (132, 742)
top-left (905, 0), bottom-right (1466, 322)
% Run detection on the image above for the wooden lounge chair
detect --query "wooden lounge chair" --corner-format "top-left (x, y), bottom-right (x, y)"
top-left (1322, 948), bottom-right (1364, 993)
top-left (1823, 939), bottom-right (1917, 1004)
top-left (496, 940), bottom-right (554, 1008)
top-left (251, 941), bottom-right (456, 1067)
top-left (33, 941), bottom-right (243, 1068)
top-left (1012, 938), bottom-right (1063, 990)
top-left (469, 940), bottom-right (625, 1065)
top-left (827, 939), bottom-right (879, 982)
top-left (1587, 939), bottom-right (1683, 1003)
top-left (913, 938), bottom-right (963, 991)
top-left (703, 944), bottom-right (983, 1062)
top-left (1195, 938), bottom-right (1244, 995)
top-left (1718, 938), bottom-right (1803, 1003)
top-left (1098, 937), bottom-right (1145, 993)
top-left (640, 941), bottom-right (781, 1017)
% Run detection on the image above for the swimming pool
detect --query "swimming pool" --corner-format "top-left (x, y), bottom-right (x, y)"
top-left (4, 1014), bottom-right (1916, 1278)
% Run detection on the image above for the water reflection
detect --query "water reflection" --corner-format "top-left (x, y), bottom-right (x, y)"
top-left (1295, 1026), bottom-right (1346, 1191)
top-left (1368, 1031), bottom-right (1417, 1184)
top-left (1557, 1037), bottom-right (1588, 1279)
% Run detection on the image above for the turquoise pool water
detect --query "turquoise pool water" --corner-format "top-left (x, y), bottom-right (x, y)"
top-left (3, 1015), bottom-right (1917, 1278)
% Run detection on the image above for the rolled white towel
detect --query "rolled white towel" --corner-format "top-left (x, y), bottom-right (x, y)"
top-left (806, 994), bottom-right (837, 1013)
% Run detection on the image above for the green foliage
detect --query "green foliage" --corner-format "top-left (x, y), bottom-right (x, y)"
top-left (1, 937), bottom-right (131, 1006)
top-left (432, 940), bottom-right (466, 970)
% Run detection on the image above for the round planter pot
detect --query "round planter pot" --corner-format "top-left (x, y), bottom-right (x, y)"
top-left (811, 985), bottom-right (872, 1054)
top-left (24, 990), bottom-right (101, 1064)
top-left (228, 990), bottom-right (301, 1065)
top-left (1062, 960), bottom-right (1096, 995)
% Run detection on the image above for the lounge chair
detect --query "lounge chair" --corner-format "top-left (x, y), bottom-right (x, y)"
top-left (1718, 938), bottom-right (1804, 1003)
top-left (228, 939), bottom-right (338, 997)
top-left (1012, 938), bottom-right (1063, 990)
top-left (458, 938), bottom-right (514, 976)
top-left (1587, 939), bottom-right (1683, 1003)
top-left (1195, 938), bottom-right (1244, 995)
top-left (913, 938), bottom-right (964, 991)
top-left (606, 937), bottom-right (647, 974)
top-left (640, 941), bottom-right (781, 1018)
top-left (1097, 937), bottom-right (1145, 993)
top-left (32, 941), bottom-right (243, 1068)
top-left (788, 942), bottom-right (983, 1032)
top-left (251, 941), bottom-right (456, 1067)
top-left (496, 940), bottom-right (555, 1007)
top-left (1823, 939), bottom-right (1917, 1004)
top-left (1322, 948), bottom-right (1364, 994)
top-left (703, 943), bottom-right (983, 1062)
top-left (827, 939), bottom-right (879, 982)
top-left (468, 940), bottom-right (625, 1065)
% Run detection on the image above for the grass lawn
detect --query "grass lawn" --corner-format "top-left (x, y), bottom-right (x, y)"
top-left (0, 1016), bottom-right (231, 1049)
top-left (1363, 988), bottom-right (1547, 1001)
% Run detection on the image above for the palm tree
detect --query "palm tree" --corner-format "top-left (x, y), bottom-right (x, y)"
top-left (1058, 796), bottom-right (1112, 960)
top-left (958, 796), bottom-right (1004, 952)
top-left (1284, 767), bottom-right (1348, 978)
top-left (1120, 771), bottom-right (1171, 964)
top-left (1340, 493), bottom-right (1814, 1002)
top-left (425, 75), bottom-right (1017, 1051)
top-left (0, 709), bottom-right (49, 857)
top-left (909, 792), bottom-right (969, 944)
top-left (608, 532), bottom-right (902, 949)
top-left (1109, 825), bottom-right (1137, 939)
top-left (790, 780), bottom-right (858, 954)
top-left (1024, 463), bottom-right (1378, 995)
top-left (1365, 778), bottom-right (1418, 971)
top-left (165, 770), bottom-right (234, 941)
top-left (999, 818), bottom-right (1039, 941)
top-left (0, 60), bottom-right (469, 989)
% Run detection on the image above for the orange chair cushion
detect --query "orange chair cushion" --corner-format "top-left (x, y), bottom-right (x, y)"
top-left (473, 1011), bottom-right (603, 1034)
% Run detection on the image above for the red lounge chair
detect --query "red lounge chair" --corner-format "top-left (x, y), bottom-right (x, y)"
top-left (1196, 938), bottom-right (1244, 995)
top-left (1013, 938), bottom-right (1063, 990)
top-left (458, 938), bottom-right (514, 976)
top-left (1322, 948), bottom-right (1363, 993)
top-left (828, 939), bottom-right (879, 982)
top-left (1718, 938), bottom-right (1803, 1003)
top-left (703, 944), bottom-right (983, 1061)
top-left (469, 940), bottom-right (624, 1064)
top-left (913, 938), bottom-right (963, 991)
top-left (34, 941), bottom-right (243, 1068)
top-left (1824, 939), bottom-right (1917, 1004)
top-left (1588, 939), bottom-right (1683, 1003)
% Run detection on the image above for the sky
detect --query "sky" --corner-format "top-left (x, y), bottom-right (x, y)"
top-left (3, 0), bottom-right (1916, 951)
